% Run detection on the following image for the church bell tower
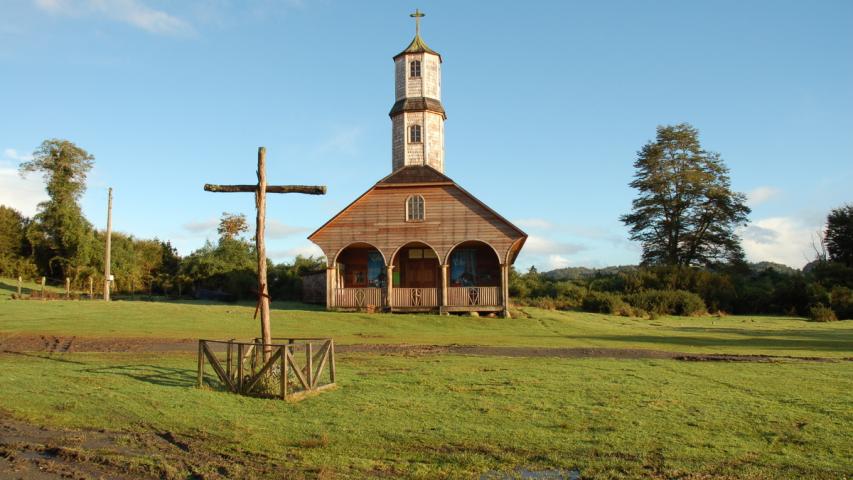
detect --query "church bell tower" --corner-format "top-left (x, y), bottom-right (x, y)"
top-left (390, 9), bottom-right (446, 173)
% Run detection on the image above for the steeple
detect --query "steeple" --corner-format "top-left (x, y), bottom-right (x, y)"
top-left (389, 9), bottom-right (446, 173)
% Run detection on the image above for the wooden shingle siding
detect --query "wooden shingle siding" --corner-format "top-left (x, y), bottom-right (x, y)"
top-left (310, 183), bottom-right (525, 267)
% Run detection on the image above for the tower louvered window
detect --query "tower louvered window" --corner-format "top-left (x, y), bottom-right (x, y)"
top-left (406, 195), bottom-right (425, 222)
top-left (409, 124), bottom-right (422, 143)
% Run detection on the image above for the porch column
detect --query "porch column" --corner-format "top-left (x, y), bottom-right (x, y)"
top-left (500, 263), bottom-right (511, 318)
top-left (385, 265), bottom-right (394, 311)
top-left (326, 266), bottom-right (336, 310)
top-left (439, 264), bottom-right (449, 315)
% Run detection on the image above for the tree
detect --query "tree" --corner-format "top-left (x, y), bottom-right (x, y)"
top-left (19, 139), bottom-right (96, 279)
top-left (0, 205), bottom-right (35, 277)
top-left (621, 124), bottom-right (750, 266)
top-left (825, 204), bottom-right (853, 267)
top-left (218, 212), bottom-right (248, 240)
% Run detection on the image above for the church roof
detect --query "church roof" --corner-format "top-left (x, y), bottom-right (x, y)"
top-left (394, 34), bottom-right (441, 61)
top-left (376, 165), bottom-right (452, 185)
top-left (389, 97), bottom-right (446, 119)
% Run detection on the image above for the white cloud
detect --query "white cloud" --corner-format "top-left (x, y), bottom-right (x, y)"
top-left (3, 148), bottom-right (33, 163)
top-left (182, 218), bottom-right (217, 234)
top-left (740, 216), bottom-right (822, 268)
top-left (523, 235), bottom-right (586, 256)
top-left (265, 219), bottom-right (307, 239)
top-left (544, 254), bottom-right (571, 270)
top-left (269, 243), bottom-right (324, 261)
top-left (514, 218), bottom-right (553, 230)
top-left (34, 0), bottom-right (193, 36)
top-left (747, 186), bottom-right (780, 206)
top-left (0, 166), bottom-right (47, 217)
top-left (0, 149), bottom-right (46, 217)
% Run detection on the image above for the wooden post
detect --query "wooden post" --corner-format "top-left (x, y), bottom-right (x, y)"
top-left (65, 277), bottom-right (70, 299)
top-left (202, 147), bottom-right (325, 350)
top-left (226, 340), bottom-right (233, 383)
top-left (40, 277), bottom-right (45, 299)
top-left (385, 265), bottom-right (394, 311)
top-left (329, 339), bottom-right (336, 383)
top-left (326, 266), bottom-right (336, 310)
top-left (306, 342), bottom-right (313, 389)
top-left (500, 263), bottom-right (511, 319)
top-left (104, 187), bottom-right (113, 302)
top-left (278, 346), bottom-right (287, 400)
top-left (439, 264), bottom-right (448, 314)
top-left (88, 277), bottom-right (93, 299)
top-left (17, 276), bottom-right (22, 297)
top-left (197, 341), bottom-right (204, 388)
top-left (237, 343), bottom-right (244, 393)
top-left (255, 147), bottom-right (272, 360)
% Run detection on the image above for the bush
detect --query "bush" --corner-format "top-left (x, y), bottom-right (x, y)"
top-left (581, 291), bottom-right (627, 314)
top-left (624, 289), bottom-right (706, 316)
top-left (830, 286), bottom-right (853, 320)
top-left (808, 304), bottom-right (838, 322)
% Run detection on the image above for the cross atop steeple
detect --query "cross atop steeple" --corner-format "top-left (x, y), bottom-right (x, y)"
top-left (410, 9), bottom-right (425, 36)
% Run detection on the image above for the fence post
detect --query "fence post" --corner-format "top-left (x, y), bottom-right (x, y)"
top-left (280, 346), bottom-right (287, 400)
top-left (88, 277), bottom-right (93, 299)
top-left (65, 277), bottom-right (70, 299)
top-left (41, 277), bottom-right (46, 299)
top-left (197, 341), bottom-right (204, 388)
top-left (17, 276), bottom-right (22, 297)
top-left (306, 342), bottom-right (313, 389)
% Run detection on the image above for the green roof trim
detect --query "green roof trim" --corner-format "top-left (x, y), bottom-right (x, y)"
top-left (394, 34), bottom-right (441, 61)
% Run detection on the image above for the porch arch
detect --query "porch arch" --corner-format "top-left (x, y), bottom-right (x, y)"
top-left (443, 239), bottom-right (502, 266)
top-left (332, 241), bottom-right (387, 267)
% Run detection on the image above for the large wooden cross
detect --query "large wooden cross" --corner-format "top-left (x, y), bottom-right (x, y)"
top-left (204, 147), bottom-right (326, 358)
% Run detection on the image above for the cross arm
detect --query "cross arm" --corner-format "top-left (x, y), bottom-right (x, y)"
top-left (204, 184), bottom-right (327, 195)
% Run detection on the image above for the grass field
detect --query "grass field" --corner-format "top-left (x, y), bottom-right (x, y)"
top-left (1, 277), bottom-right (851, 478)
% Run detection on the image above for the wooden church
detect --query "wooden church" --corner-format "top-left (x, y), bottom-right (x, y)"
top-left (308, 12), bottom-right (526, 316)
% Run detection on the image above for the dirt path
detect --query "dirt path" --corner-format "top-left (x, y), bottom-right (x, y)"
top-left (0, 334), bottom-right (843, 362)
top-left (0, 412), bottom-right (297, 479)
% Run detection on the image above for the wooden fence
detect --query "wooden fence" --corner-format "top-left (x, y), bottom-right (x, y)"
top-left (197, 338), bottom-right (336, 401)
top-left (334, 287), bottom-right (382, 308)
top-left (447, 286), bottom-right (500, 306)
top-left (391, 287), bottom-right (438, 307)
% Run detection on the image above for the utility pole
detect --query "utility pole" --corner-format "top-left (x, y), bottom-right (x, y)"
top-left (104, 187), bottom-right (113, 301)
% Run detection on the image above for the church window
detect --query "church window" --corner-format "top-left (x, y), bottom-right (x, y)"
top-left (409, 124), bottom-right (422, 143)
top-left (406, 195), bottom-right (425, 222)
top-left (410, 60), bottom-right (421, 78)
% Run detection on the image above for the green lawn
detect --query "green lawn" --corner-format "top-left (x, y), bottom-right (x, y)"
top-left (1, 278), bottom-right (852, 478)
top-left (1, 351), bottom-right (850, 479)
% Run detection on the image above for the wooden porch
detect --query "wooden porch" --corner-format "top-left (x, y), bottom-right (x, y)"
top-left (328, 241), bottom-right (510, 316)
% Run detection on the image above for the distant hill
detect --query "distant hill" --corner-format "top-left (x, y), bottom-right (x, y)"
top-left (541, 265), bottom-right (638, 280)
top-left (541, 262), bottom-right (799, 280)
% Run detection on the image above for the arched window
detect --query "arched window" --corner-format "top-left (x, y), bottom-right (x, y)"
top-left (410, 60), bottom-right (421, 78)
top-left (409, 124), bottom-right (422, 143)
top-left (406, 195), bottom-right (425, 222)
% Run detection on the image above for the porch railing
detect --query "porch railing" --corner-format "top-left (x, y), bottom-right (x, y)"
top-left (391, 287), bottom-right (438, 307)
top-left (334, 287), bottom-right (383, 308)
top-left (447, 286), bottom-right (500, 306)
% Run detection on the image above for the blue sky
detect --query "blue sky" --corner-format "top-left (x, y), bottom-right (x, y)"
top-left (1, 0), bottom-right (851, 270)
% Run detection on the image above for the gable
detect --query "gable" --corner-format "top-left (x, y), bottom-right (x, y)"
top-left (309, 178), bottom-right (526, 266)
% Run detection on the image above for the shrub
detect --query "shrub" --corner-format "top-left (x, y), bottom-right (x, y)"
top-left (808, 304), bottom-right (838, 322)
top-left (581, 291), bottom-right (627, 314)
top-left (830, 286), bottom-right (853, 320)
top-left (624, 289), bottom-right (706, 316)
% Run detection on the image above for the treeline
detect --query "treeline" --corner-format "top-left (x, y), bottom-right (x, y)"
top-left (0, 204), bottom-right (324, 301)
top-left (0, 139), bottom-right (323, 301)
top-left (510, 261), bottom-right (853, 321)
